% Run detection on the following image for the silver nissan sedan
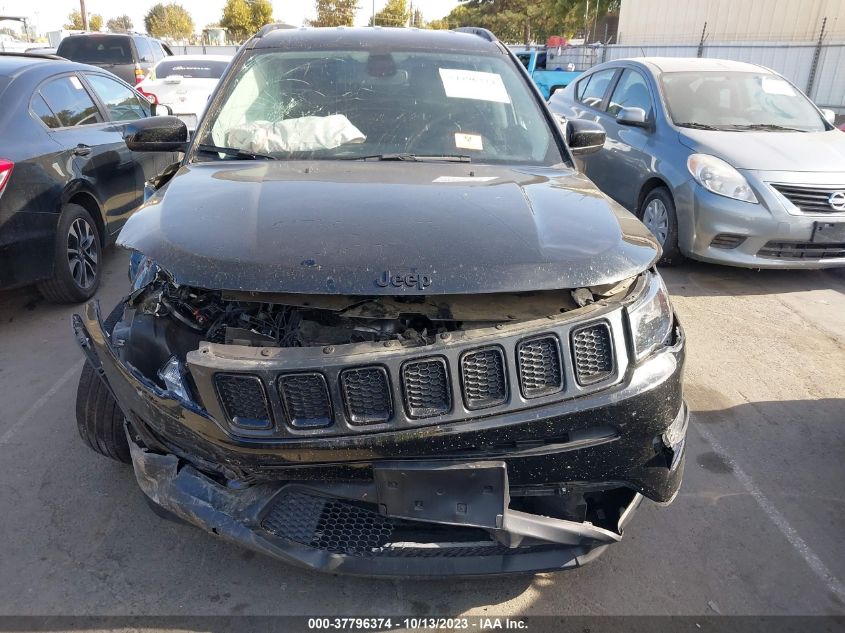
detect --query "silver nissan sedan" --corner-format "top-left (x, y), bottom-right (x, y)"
top-left (548, 57), bottom-right (845, 268)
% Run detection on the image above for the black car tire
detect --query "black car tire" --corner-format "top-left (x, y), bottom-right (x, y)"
top-left (76, 361), bottom-right (131, 464)
top-left (639, 188), bottom-right (685, 266)
top-left (37, 204), bottom-right (102, 303)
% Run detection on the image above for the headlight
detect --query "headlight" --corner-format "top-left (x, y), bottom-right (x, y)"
top-left (627, 273), bottom-right (674, 361)
top-left (687, 153), bottom-right (758, 203)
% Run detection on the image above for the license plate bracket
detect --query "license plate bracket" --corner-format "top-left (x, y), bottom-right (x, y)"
top-left (373, 461), bottom-right (507, 529)
top-left (812, 222), bottom-right (845, 243)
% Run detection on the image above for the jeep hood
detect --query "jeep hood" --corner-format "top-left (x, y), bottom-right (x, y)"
top-left (118, 161), bottom-right (658, 295)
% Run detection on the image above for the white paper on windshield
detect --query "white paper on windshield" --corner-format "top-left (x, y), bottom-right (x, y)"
top-left (761, 77), bottom-right (796, 96)
top-left (455, 132), bottom-right (483, 151)
top-left (439, 68), bottom-right (511, 103)
top-left (69, 76), bottom-right (84, 90)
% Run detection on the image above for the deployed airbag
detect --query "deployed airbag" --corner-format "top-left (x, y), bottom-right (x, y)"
top-left (226, 115), bottom-right (365, 153)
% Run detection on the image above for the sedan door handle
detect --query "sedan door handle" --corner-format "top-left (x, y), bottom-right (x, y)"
top-left (73, 144), bottom-right (92, 157)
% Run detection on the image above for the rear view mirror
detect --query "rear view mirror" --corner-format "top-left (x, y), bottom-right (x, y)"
top-left (821, 108), bottom-right (836, 125)
top-left (124, 116), bottom-right (188, 152)
top-left (566, 118), bottom-right (606, 155)
top-left (617, 106), bottom-right (648, 127)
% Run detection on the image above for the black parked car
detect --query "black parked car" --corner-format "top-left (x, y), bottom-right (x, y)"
top-left (56, 33), bottom-right (173, 86)
top-left (73, 26), bottom-right (688, 576)
top-left (0, 53), bottom-right (174, 302)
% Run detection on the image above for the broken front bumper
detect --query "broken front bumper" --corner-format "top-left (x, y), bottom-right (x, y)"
top-left (74, 300), bottom-right (687, 576)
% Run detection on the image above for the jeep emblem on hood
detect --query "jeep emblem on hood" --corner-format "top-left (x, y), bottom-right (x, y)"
top-left (376, 270), bottom-right (433, 290)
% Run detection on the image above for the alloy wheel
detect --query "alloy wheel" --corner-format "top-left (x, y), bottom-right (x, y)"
top-left (67, 217), bottom-right (98, 290)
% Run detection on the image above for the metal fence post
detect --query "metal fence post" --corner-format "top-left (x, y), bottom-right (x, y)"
top-left (806, 16), bottom-right (827, 97)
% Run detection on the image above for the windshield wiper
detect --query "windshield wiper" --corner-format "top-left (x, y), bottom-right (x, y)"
top-left (196, 144), bottom-right (275, 160)
top-left (674, 122), bottom-right (722, 130)
top-left (721, 123), bottom-right (807, 132)
top-left (348, 153), bottom-right (472, 163)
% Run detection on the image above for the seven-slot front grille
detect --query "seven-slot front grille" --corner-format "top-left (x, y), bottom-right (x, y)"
top-left (278, 373), bottom-right (332, 428)
top-left (770, 183), bottom-right (845, 214)
top-left (211, 324), bottom-right (621, 434)
top-left (214, 373), bottom-right (272, 428)
top-left (571, 323), bottom-right (614, 385)
top-left (402, 358), bottom-right (451, 418)
top-left (517, 336), bottom-right (564, 398)
top-left (340, 367), bottom-right (393, 424)
top-left (461, 347), bottom-right (508, 410)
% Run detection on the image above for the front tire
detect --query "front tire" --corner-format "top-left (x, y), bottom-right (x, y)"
top-left (639, 188), bottom-right (684, 266)
top-left (75, 362), bottom-right (131, 464)
top-left (37, 203), bottom-right (102, 303)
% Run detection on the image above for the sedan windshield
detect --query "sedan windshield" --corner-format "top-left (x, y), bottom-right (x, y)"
top-left (196, 49), bottom-right (562, 164)
top-left (661, 71), bottom-right (827, 132)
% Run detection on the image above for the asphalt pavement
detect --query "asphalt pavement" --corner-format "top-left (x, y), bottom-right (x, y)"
top-left (0, 247), bottom-right (843, 618)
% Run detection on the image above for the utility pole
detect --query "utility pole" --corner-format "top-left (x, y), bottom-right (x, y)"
top-left (372, 0), bottom-right (376, 26)
top-left (80, 0), bottom-right (89, 30)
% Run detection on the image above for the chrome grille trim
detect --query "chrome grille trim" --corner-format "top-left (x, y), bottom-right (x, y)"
top-left (770, 183), bottom-right (845, 214)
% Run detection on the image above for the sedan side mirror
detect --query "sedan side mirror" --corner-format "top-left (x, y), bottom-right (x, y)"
top-left (821, 108), bottom-right (836, 125)
top-left (565, 118), bottom-right (606, 155)
top-left (617, 106), bottom-right (649, 127)
top-left (151, 103), bottom-right (172, 116)
top-left (124, 116), bottom-right (188, 152)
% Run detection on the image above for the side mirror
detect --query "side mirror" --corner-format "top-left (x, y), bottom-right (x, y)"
top-left (124, 116), bottom-right (188, 152)
top-left (821, 108), bottom-right (836, 125)
top-left (617, 106), bottom-right (649, 127)
top-left (565, 118), bottom-right (606, 155)
top-left (150, 103), bottom-right (173, 116)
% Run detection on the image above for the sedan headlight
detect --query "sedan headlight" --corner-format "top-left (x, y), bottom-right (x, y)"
top-left (627, 273), bottom-right (674, 361)
top-left (687, 153), bottom-right (758, 203)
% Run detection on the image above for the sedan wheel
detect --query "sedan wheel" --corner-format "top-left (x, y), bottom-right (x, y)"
top-left (67, 217), bottom-right (98, 290)
top-left (643, 198), bottom-right (670, 246)
top-left (37, 203), bottom-right (102, 303)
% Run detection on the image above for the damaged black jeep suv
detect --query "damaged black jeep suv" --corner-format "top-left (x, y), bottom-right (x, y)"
top-left (73, 26), bottom-right (687, 576)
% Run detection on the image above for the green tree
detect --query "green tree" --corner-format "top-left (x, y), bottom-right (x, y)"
top-left (221, 0), bottom-right (276, 41)
top-left (309, 0), bottom-right (359, 27)
top-left (65, 11), bottom-right (103, 30)
top-left (411, 7), bottom-right (424, 27)
top-left (89, 14), bottom-right (103, 31)
top-left (144, 3), bottom-right (195, 40)
top-left (370, 0), bottom-right (410, 27)
top-left (106, 15), bottom-right (134, 32)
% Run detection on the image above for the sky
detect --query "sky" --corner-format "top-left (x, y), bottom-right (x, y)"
top-left (0, 0), bottom-right (462, 35)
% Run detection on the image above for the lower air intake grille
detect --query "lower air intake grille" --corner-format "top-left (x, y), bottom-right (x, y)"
top-left (278, 373), bottom-right (332, 428)
top-left (571, 323), bottom-right (614, 385)
top-left (214, 373), bottom-right (271, 429)
top-left (758, 241), bottom-right (845, 260)
top-left (517, 336), bottom-right (564, 398)
top-left (461, 347), bottom-right (507, 410)
top-left (262, 490), bottom-right (395, 556)
top-left (340, 367), bottom-right (392, 424)
top-left (402, 358), bottom-right (451, 418)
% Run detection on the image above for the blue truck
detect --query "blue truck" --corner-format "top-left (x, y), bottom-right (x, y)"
top-left (514, 50), bottom-right (581, 100)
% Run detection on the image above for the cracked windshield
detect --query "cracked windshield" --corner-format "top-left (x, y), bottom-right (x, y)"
top-left (198, 49), bottom-right (562, 164)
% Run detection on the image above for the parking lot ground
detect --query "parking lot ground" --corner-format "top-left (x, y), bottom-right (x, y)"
top-left (0, 248), bottom-right (843, 617)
